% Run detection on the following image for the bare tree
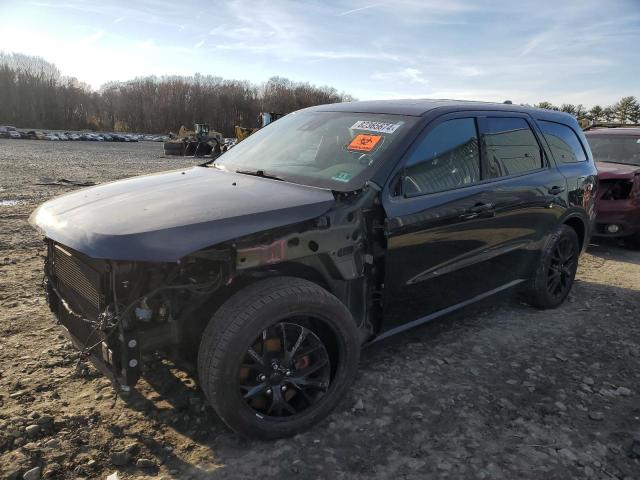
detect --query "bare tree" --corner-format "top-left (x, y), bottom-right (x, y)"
top-left (0, 55), bottom-right (353, 135)
top-left (2, 53), bottom-right (639, 133)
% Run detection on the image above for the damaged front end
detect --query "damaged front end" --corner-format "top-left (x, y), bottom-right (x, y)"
top-left (41, 183), bottom-right (386, 390)
top-left (595, 173), bottom-right (640, 237)
top-left (43, 242), bottom-right (230, 390)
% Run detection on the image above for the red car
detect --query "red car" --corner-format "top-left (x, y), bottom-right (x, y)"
top-left (585, 126), bottom-right (640, 247)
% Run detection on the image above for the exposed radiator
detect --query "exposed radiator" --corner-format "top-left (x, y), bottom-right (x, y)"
top-left (52, 244), bottom-right (102, 318)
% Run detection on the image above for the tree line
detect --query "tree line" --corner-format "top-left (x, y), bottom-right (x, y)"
top-left (532, 97), bottom-right (640, 124)
top-left (0, 53), bottom-right (353, 136)
top-left (2, 52), bottom-right (638, 136)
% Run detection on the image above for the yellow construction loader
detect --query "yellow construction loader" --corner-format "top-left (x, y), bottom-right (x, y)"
top-left (233, 112), bottom-right (284, 144)
top-left (163, 123), bottom-right (223, 157)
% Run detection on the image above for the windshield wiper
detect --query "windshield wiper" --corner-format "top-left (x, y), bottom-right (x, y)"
top-left (235, 169), bottom-right (285, 181)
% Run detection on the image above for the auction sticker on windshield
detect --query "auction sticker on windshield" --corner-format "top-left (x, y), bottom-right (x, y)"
top-left (331, 171), bottom-right (352, 182)
top-left (351, 120), bottom-right (401, 134)
top-left (347, 134), bottom-right (382, 153)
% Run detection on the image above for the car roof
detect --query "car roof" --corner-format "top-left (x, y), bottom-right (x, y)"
top-left (585, 127), bottom-right (640, 136)
top-left (307, 98), bottom-right (577, 122)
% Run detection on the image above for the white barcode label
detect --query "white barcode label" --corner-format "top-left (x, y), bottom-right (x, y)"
top-left (351, 120), bottom-right (401, 134)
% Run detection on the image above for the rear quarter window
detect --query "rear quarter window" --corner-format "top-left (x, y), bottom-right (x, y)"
top-left (481, 117), bottom-right (543, 178)
top-left (539, 120), bottom-right (587, 163)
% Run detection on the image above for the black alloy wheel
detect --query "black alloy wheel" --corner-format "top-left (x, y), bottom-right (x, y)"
top-left (526, 224), bottom-right (580, 309)
top-left (546, 236), bottom-right (578, 300)
top-left (198, 276), bottom-right (360, 439)
top-left (239, 322), bottom-right (331, 417)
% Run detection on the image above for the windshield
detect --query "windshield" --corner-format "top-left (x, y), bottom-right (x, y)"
top-left (587, 134), bottom-right (640, 166)
top-left (212, 110), bottom-right (420, 189)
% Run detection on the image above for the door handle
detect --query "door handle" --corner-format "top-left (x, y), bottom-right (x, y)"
top-left (459, 202), bottom-right (495, 220)
top-left (470, 203), bottom-right (494, 213)
top-left (548, 185), bottom-right (565, 195)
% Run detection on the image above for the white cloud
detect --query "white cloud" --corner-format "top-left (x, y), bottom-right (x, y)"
top-left (4, 0), bottom-right (639, 106)
top-left (372, 68), bottom-right (430, 86)
top-left (81, 30), bottom-right (104, 45)
top-left (337, 3), bottom-right (382, 16)
top-left (456, 66), bottom-right (483, 77)
top-left (308, 51), bottom-right (402, 62)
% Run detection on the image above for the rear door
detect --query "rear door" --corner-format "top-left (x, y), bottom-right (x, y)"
top-left (380, 112), bottom-right (564, 334)
top-left (538, 120), bottom-right (597, 224)
top-left (473, 114), bottom-right (567, 285)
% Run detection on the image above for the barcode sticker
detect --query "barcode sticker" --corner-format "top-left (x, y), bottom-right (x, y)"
top-left (351, 120), bottom-right (401, 134)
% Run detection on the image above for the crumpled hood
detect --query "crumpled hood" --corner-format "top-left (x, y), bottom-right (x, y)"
top-left (596, 161), bottom-right (640, 179)
top-left (30, 166), bottom-right (336, 261)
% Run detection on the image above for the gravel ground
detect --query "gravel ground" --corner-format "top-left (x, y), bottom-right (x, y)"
top-left (1, 139), bottom-right (640, 479)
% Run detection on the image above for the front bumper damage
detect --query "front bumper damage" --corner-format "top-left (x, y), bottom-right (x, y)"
top-left (44, 242), bottom-right (183, 390)
top-left (47, 280), bottom-right (142, 388)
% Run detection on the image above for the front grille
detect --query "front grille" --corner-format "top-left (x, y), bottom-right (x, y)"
top-left (51, 244), bottom-right (103, 318)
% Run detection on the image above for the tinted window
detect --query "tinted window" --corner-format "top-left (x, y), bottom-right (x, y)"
top-left (482, 118), bottom-right (542, 178)
top-left (404, 118), bottom-right (480, 196)
top-left (539, 121), bottom-right (587, 163)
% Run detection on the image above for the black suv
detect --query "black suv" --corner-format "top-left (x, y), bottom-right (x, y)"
top-left (31, 100), bottom-right (597, 439)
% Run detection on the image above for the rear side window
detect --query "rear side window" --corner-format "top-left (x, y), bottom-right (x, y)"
top-left (482, 118), bottom-right (543, 178)
top-left (404, 118), bottom-right (480, 196)
top-left (539, 121), bottom-right (587, 163)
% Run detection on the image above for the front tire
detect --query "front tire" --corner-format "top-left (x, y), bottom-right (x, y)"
top-left (197, 277), bottom-right (360, 439)
top-left (526, 224), bottom-right (580, 309)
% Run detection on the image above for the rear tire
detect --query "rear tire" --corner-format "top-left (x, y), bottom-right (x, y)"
top-left (198, 277), bottom-right (360, 439)
top-left (525, 224), bottom-right (580, 309)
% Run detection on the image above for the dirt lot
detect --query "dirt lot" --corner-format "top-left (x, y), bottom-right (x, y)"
top-left (1, 139), bottom-right (640, 480)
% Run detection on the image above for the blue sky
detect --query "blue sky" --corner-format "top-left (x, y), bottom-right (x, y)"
top-left (1, 0), bottom-right (639, 106)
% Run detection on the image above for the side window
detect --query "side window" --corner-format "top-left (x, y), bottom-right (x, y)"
top-left (538, 120), bottom-right (587, 163)
top-left (482, 118), bottom-right (543, 178)
top-left (403, 118), bottom-right (480, 197)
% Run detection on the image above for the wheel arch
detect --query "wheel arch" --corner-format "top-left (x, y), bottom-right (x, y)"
top-left (258, 260), bottom-right (333, 292)
top-left (180, 260), bottom-right (338, 353)
top-left (562, 214), bottom-right (587, 251)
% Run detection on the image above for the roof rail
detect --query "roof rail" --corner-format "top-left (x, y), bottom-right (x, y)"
top-left (583, 122), bottom-right (640, 131)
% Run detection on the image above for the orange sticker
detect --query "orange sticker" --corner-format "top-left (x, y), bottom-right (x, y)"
top-left (347, 134), bottom-right (382, 152)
